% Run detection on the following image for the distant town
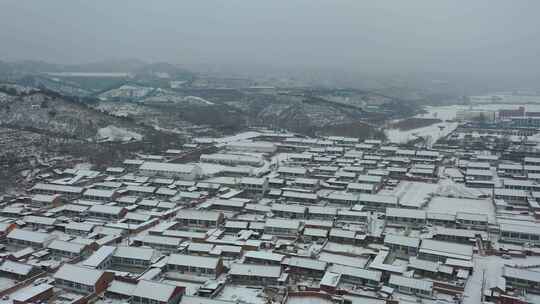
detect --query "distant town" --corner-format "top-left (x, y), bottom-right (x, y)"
top-left (0, 98), bottom-right (539, 304)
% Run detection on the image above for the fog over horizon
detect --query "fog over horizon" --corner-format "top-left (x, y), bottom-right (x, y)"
top-left (1, 1), bottom-right (539, 87)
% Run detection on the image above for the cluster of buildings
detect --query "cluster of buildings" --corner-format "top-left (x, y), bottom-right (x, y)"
top-left (0, 130), bottom-right (539, 304)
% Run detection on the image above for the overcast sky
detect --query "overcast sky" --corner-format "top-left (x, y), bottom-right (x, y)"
top-left (1, 0), bottom-right (539, 84)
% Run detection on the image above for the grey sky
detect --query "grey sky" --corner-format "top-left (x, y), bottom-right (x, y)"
top-left (1, 0), bottom-right (539, 83)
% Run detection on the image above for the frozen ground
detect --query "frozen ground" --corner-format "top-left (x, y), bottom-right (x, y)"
top-left (96, 125), bottom-right (142, 142)
top-left (380, 181), bottom-right (437, 208)
top-left (436, 178), bottom-right (489, 199)
top-left (385, 121), bottom-right (458, 145)
top-left (386, 103), bottom-right (540, 145)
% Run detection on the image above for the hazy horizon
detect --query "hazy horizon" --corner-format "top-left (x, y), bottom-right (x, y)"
top-left (1, 1), bottom-right (539, 88)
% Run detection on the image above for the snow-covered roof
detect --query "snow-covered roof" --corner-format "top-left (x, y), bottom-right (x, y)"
top-left (271, 203), bottom-right (306, 213)
top-left (358, 194), bottom-right (398, 205)
top-left (83, 246), bottom-right (116, 268)
top-left (65, 221), bottom-right (96, 232)
top-left (132, 280), bottom-right (179, 302)
top-left (504, 266), bottom-right (540, 283)
top-left (53, 264), bottom-right (104, 286)
top-left (140, 161), bottom-right (199, 173)
top-left (384, 234), bottom-right (420, 248)
top-left (88, 204), bottom-right (125, 215)
top-left (229, 263), bottom-right (281, 278)
top-left (244, 251), bottom-right (284, 262)
top-left (265, 218), bottom-right (301, 230)
top-left (7, 229), bottom-right (56, 244)
top-left (0, 260), bottom-right (34, 276)
top-left (419, 239), bottom-right (473, 261)
top-left (113, 246), bottom-right (156, 260)
top-left (83, 189), bottom-right (116, 198)
top-left (168, 254), bottom-right (220, 269)
top-left (389, 274), bottom-right (433, 291)
top-left (177, 210), bottom-right (222, 221)
top-left (282, 191), bottom-right (317, 200)
top-left (22, 215), bottom-right (57, 226)
top-left (329, 264), bottom-right (381, 282)
top-left (386, 208), bottom-right (426, 219)
top-left (47, 240), bottom-right (86, 253)
top-left (31, 183), bottom-right (84, 193)
top-left (107, 280), bottom-right (136, 296)
top-left (285, 257), bottom-right (327, 271)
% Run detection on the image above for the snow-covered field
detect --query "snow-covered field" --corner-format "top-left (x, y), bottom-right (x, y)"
top-left (385, 121), bottom-right (458, 145)
top-left (385, 103), bottom-right (540, 145)
top-left (379, 181), bottom-right (437, 208)
top-left (96, 125), bottom-right (142, 142)
top-left (99, 85), bottom-right (153, 99)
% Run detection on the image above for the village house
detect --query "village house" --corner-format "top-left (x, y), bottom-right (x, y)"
top-left (271, 203), bottom-right (307, 219)
top-left (244, 251), bottom-right (285, 266)
top-left (284, 256), bottom-right (327, 278)
top-left (176, 210), bottom-right (224, 228)
top-left (30, 183), bottom-right (84, 200)
top-left (22, 215), bottom-right (57, 230)
top-left (418, 239), bottom-right (473, 262)
top-left (53, 264), bottom-right (113, 294)
top-left (229, 263), bottom-right (283, 286)
top-left (65, 221), bottom-right (97, 236)
top-left (503, 266), bottom-right (540, 293)
top-left (47, 240), bottom-right (90, 259)
top-left (264, 218), bottom-right (302, 237)
top-left (328, 264), bottom-right (382, 288)
top-left (87, 205), bottom-right (127, 221)
top-left (82, 189), bottom-right (118, 202)
top-left (6, 229), bottom-right (57, 249)
top-left (385, 208), bottom-right (426, 227)
top-left (139, 162), bottom-right (202, 180)
top-left (0, 260), bottom-right (40, 280)
top-left (112, 246), bottom-right (158, 268)
top-left (388, 274), bottom-right (433, 297)
top-left (131, 280), bottom-right (184, 304)
top-left (384, 234), bottom-right (421, 257)
top-left (166, 254), bottom-right (223, 278)
top-left (83, 246), bottom-right (116, 269)
top-left (499, 223), bottom-right (540, 245)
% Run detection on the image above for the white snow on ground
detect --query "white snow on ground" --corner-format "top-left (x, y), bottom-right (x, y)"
top-left (96, 125), bottom-right (142, 142)
top-left (214, 131), bottom-right (261, 145)
top-left (436, 178), bottom-right (488, 199)
top-left (184, 96), bottom-right (214, 105)
top-left (386, 103), bottom-right (540, 145)
top-left (99, 85), bottom-right (153, 99)
top-left (385, 105), bottom-right (461, 144)
top-left (379, 181), bottom-right (437, 208)
top-left (385, 121), bottom-right (458, 145)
